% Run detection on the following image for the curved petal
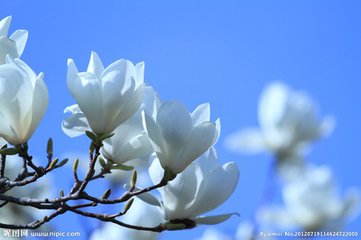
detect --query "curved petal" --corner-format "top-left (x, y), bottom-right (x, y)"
top-left (190, 161), bottom-right (239, 216)
top-left (191, 103), bottom-right (210, 126)
top-left (101, 59), bottom-right (134, 91)
top-left (162, 163), bottom-right (199, 220)
top-left (67, 59), bottom-right (105, 134)
top-left (108, 83), bottom-right (144, 132)
top-left (0, 16), bottom-right (11, 37)
top-left (134, 61), bottom-right (145, 86)
top-left (258, 82), bottom-right (289, 131)
top-left (148, 156), bottom-right (165, 185)
top-left (26, 72), bottom-right (48, 142)
top-left (0, 37), bottom-right (18, 64)
top-left (320, 116), bottom-right (336, 137)
top-left (87, 51), bottom-right (104, 79)
top-left (224, 128), bottom-right (266, 154)
top-left (173, 122), bottom-right (217, 173)
top-left (157, 101), bottom-right (193, 149)
top-left (9, 30), bottom-right (28, 57)
top-left (143, 112), bottom-right (168, 168)
top-left (129, 186), bottom-right (161, 207)
top-left (193, 213), bottom-right (238, 225)
top-left (143, 86), bottom-right (162, 119)
top-left (62, 104), bottom-right (90, 137)
top-left (102, 111), bottom-right (153, 164)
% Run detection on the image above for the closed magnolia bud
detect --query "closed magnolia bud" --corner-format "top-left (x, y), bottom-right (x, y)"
top-left (143, 101), bottom-right (220, 174)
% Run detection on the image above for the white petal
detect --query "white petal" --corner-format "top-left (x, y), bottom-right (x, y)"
top-left (87, 51), bottom-right (104, 79)
top-left (9, 30), bottom-right (28, 57)
top-left (134, 61), bottom-right (145, 86)
top-left (0, 37), bottom-right (18, 64)
top-left (148, 156), bottom-right (165, 185)
top-left (101, 59), bottom-right (134, 90)
top-left (173, 122), bottom-right (217, 173)
top-left (190, 161), bottom-right (239, 216)
top-left (162, 163), bottom-right (200, 220)
top-left (0, 16), bottom-right (12, 37)
top-left (224, 128), bottom-right (266, 154)
top-left (193, 213), bottom-right (237, 225)
top-left (191, 103), bottom-right (210, 126)
top-left (62, 104), bottom-right (90, 137)
top-left (157, 101), bottom-right (193, 148)
top-left (320, 116), bottom-right (336, 137)
top-left (129, 186), bottom-right (161, 207)
top-left (143, 86), bottom-right (162, 119)
top-left (27, 72), bottom-right (48, 142)
top-left (67, 59), bottom-right (105, 134)
top-left (258, 82), bottom-right (289, 131)
top-left (102, 111), bottom-right (153, 164)
top-left (143, 112), bottom-right (168, 168)
top-left (108, 83), bottom-right (144, 132)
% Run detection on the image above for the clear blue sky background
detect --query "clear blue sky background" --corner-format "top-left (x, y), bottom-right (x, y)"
top-left (1, 0), bottom-right (360, 239)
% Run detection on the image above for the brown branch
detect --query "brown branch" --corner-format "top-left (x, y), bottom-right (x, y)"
top-left (66, 206), bottom-right (165, 232)
top-left (0, 137), bottom-right (175, 233)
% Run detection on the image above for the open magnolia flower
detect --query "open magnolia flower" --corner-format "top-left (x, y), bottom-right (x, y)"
top-left (62, 87), bottom-right (158, 164)
top-left (138, 148), bottom-right (239, 227)
top-left (0, 56), bottom-right (48, 145)
top-left (257, 166), bottom-right (360, 231)
top-left (143, 101), bottom-right (220, 174)
top-left (65, 51), bottom-right (144, 136)
top-left (225, 82), bottom-right (334, 157)
top-left (0, 16), bottom-right (28, 64)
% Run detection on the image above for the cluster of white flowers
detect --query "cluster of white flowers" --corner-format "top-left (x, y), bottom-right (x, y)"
top-left (0, 16), bottom-right (240, 238)
top-left (220, 82), bottom-right (360, 240)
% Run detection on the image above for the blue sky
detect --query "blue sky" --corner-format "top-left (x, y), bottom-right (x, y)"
top-left (1, 0), bottom-right (360, 239)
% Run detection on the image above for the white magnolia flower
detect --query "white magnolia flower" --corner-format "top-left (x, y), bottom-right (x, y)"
top-left (0, 57), bottom-right (48, 145)
top-left (143, 101), bottom-right (220, 174)
top-left (90, 198), bottom-right (162, 240)
top-left (62, 87), bottom-right (157, 164)
top-left (257, 166), bottom-right (360, 231)
top-left (64, 51), bottom-right (144, 136)
top-left (139, 148), bottom-right (239, 226)
top-left (225, 82), bottom-right (334, 156)
top-left (0, 16), bottom-right (28, 64)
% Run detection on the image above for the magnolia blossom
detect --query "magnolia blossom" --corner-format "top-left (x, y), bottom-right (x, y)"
top-left (90, 198), bottom-right (162, 240)
top-left (143, 101), bottom-right (220, 174)
top-left (0, 16), bottom-right (28, 64)
top-left (257, 166), bottom-right (360, 231)
top-left (62, 87), bottom-right (157, 165)
top-left (0, 57), bottom-right (48, 145)
top-left (139, 148), bottom-right (239, 226)
top-left (225, 82), bottom-right (334, 156)
top-left (64, 51), bottom-right (144, 136)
